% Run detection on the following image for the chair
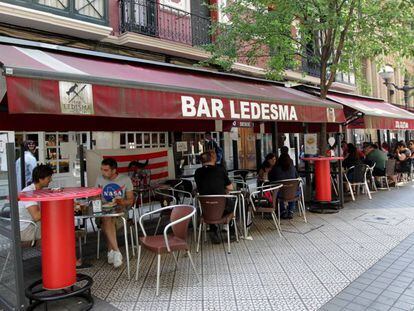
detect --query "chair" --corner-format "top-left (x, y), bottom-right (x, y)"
top-left (249, 184), bottom-right (283, 236)
top-left (367, 163), bottom-right (377, 191)
top-left (135, 205), bottom-right (198, 296)
top-left (196, 195), bottom-right (239, 254)
top-left (273, 178), bottom-right (307, 223)
top-left (153, 188), bottom-right (177, 235)
top-left (343, 164), bottom-right (372, 201)
top-left (96, 211), bottom-right (131, 279)
top-left (377, 159), bottom-right (395, 190)
top-left (229, 170), bottom-right (250, 182)
top-left (0, 208), bottom-right (38, 281)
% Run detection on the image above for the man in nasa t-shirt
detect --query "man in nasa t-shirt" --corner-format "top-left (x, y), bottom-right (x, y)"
top-left (95, 158), bottom-right (134, 268)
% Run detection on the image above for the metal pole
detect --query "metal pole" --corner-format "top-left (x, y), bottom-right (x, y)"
top-left (271, 122), bottom-right (279, 157)
top-left (294, 136), bottom-right (299, 169)
top-left (6, 143), bottom-right (26, 310)
top-left (255, 137), bottom-right (262, 170)
top-left (336, 131), bottom-right (344, 209)
top-left (79, 144), bottom-right (85, 187)
top-left (19, 144), bottom-right (25, 191)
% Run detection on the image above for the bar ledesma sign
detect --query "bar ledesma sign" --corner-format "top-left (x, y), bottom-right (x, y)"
top-left (181, 96), bottom-right (298, 121)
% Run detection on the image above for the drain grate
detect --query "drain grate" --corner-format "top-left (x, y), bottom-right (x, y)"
top-left (355, 213), bottom-right (405, 225)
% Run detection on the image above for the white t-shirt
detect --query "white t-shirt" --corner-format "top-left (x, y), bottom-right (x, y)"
top-left (95, 174), bottom-right (133, 204)
top-left (16, 151), bottom-right (37, 192)
top-left (18, 183), bottom-right (38, 231)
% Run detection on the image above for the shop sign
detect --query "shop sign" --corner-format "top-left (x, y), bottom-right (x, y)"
top-left (59, 81), bottom-right (94, 115)
top-left (395, 120), bottom-right (409, 129)
top-left (232, 121), bottom-right (253, 128)
top-left (176, 141), bottom-right (188, 152)
top-left (304, 133), bottom-right (318, 155)
top-left (181, 96), bottom-right (298, 121)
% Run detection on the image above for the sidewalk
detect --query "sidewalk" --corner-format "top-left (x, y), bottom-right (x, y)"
top-left (76, 182), bottom-right (414, 311)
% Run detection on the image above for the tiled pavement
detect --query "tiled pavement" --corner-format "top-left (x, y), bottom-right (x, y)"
top-left (74, 183), bottom-right (414, 311)
top-left (320, 233), bottom-right (414, 311)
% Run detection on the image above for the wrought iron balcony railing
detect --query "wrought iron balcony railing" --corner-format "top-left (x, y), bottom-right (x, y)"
top-left (1, 0), bottom-right (108, 25)
top-left (120, 0), bottom-right (211, 47)
top-left (301, 58), bottom-right (321, 78)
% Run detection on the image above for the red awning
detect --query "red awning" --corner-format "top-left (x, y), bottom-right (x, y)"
top-left (327, 93), bottom-right (414, 130)
top-left (0, 44), bottom-right (345, 126)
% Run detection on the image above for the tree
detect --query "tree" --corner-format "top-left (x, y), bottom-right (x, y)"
top-left (206, 0), bottom-right (414, 99)
top-left (205, 0), bottom-right (414, 152)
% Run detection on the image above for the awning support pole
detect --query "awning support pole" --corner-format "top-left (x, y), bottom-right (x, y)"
top-left (336, 128), bottom-right (344, 209)
top-left (271, 122), bottom-right (278, 157)
top-left (20, 144), bottom-right (25, 191)
top-left (79, 144), bottom-right (85, 187)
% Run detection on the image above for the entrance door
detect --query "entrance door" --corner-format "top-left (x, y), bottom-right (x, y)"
top-left (238, 128), bottom-right (256, 170)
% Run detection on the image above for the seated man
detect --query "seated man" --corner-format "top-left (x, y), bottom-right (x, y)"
top-left (18, 164), bottom-right (53, 243)
top-left (194, 151), bottom-right (234, 244)
top-left (364, 143), bottom-right (387, 176)
top-left (95, 158), bottom-right (134, 268)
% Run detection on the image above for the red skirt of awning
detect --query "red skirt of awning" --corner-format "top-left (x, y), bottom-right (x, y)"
top-left (0, 44), bottom-right (345, 130)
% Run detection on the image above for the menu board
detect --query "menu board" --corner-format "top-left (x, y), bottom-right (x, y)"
top-left (304, 134), bottom-right (318, 155)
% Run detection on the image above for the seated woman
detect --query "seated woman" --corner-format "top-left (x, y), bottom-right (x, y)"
top-left (268, 149), bottom-right (299, 219)
top-left (394, 142), bottom-right (411, 173)
top-left (257, 153), bottom-right (277, 186)
top-left (342, 143), bottom-right (362, 183)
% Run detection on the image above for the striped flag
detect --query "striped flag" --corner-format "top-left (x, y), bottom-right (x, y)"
top-left (103, 150), bottom-right (169, 183)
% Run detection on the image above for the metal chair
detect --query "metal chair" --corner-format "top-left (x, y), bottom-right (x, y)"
top-left (249, 184), bottom-right (283, 236)
top-left (272, 178), bottom-right (307, 223)
top-left (153, 188), bottom-right (177, 235)
top-left (95, 211), bottom-right (131, 279)
top-left (377, 159), bottom-right (395, 190)
top-left (367, 163), bottom-right (377, 191)
top-left (344, 164), bottom-right (372, 201)
top-left (0, 214), bottom-right (38, 281)
top-left (196, 195), bottom-right (239, 254)
top-left (135, 205), bottom-right (198, 296)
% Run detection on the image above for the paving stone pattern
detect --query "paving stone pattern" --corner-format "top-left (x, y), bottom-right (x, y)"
top-left (320, 232), bottom-right (414, 311)
top-left (72, 183), bottom-right (414, 311)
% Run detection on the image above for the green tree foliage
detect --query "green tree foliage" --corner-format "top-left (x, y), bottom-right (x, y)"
top-left (206, 0), bottom-right (414, 98)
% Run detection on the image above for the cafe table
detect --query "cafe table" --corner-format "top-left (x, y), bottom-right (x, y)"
top-left (19, 187), bottom-right (101, 310)
top-left (75, 205), bottom-right (131, 279)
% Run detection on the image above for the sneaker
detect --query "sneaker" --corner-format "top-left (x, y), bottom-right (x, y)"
top-left (287, 213), bottom-right (294, 220)
top-left (113, 251), bottom-right (123, 268)
top-left (107, 250), bottom-right (114, 264)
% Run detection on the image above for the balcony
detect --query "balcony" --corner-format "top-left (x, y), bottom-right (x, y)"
top-left (1, 0), bottom-right (108, 25)
top-left (301, 58), bottom-right (321, 78)
top-left (120, 0), bottom-right (211, 47)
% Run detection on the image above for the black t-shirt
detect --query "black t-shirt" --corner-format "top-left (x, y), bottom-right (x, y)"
top-left (194, 165), bottom-right (231, 195)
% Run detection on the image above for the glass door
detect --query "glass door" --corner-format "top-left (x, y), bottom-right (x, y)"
top-left (0, 143), bottom-right (25, 310)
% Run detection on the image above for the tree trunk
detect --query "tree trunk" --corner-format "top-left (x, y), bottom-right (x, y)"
top-left (319, 82), bottom-right (328, 156)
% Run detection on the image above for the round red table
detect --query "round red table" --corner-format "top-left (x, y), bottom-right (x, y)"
top-left (301, 157), bottom-right (343, 202)
top-left (19, 187), bottom-right (101, 290)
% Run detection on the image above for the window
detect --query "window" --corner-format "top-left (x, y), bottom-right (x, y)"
top-left (120, 132), bottom-right (168, 149)
top-left (45, 132), bottom-right (70, 174)
top-left (335, 71), bottom-right (356, 85)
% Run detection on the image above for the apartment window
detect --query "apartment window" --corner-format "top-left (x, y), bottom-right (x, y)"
top-left (335, 71), bottom-right (356, 85)
top-left (120, 132), bottom-right (168, 149)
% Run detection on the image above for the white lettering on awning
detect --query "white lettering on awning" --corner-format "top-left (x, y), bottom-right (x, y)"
top-left (181, 96), bottom-right (299, 121)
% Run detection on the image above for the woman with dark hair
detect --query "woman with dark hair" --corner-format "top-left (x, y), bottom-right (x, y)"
top-left (394, 141), bottom-right (411, 173)
top-left (128, 159), bottom-right (149, 189)
top-left (257, 153), bottom-right (277, 186)
top-left (342, 143), bottom-right (361, 169)
top-left (268, 152), bottom-right (299, 219)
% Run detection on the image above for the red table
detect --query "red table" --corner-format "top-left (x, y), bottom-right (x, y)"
top-left (19, 187), bottom-right (101, 290)
top-left (301, 157), bottom-right (343, 202)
